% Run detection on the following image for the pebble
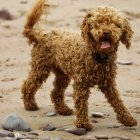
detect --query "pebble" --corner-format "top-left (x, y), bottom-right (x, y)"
top-left (79, 138), bottom-right (96, 140)
top-left (14, 132), bottom-right (26, 139)
top-left (20, 0), bottom-right (28, 4)
top-left (107, 125), bottom-right (121, 128)
top-left (66, 92), bottom-right (72, 97)
top-left (0, 129), bottom-right (14, 137)
top-left (91, 112), bottom-right (104, 118)
top-left (47, 112), bottom-right (57, 117)
top-left (1, 137), bottom-right (17, 140)
top-left (91, 120), bottom-right (98, 123)
top-left (42, 123), bottom-right (56, 131)
top-left (64, 128), bottom-right (87, 136)
top-left (14, 132), bottom-right (36, 139)
top-left (53, 138), bottom-right (62, 140)
top-left (2, 114), bottom-right (31, 132)
top-left (42, 137), bottom-right (51, 140)
top-left (117, 59), bottom-right (133, 65)
top-left (95, 135), bottom-right (109, 139)
top-left (28, 132), bottom-right (39, 136)
top-left (42, 138), bottom-right (62, 140)
top-left (0, 9), bottom-right (13, 20)
top-left (111, 136), bottom-right (131, 140)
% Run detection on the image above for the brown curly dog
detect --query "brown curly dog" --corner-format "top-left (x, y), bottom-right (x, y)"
top-left (22, 0), bottom-right (137, 130)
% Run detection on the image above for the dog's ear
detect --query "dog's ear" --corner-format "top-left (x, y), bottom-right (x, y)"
top-left (120, 18), bottom-right (133, 49)
top-left (81, 12), bottom-right (92, 41)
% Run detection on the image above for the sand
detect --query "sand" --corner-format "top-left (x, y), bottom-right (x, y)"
top-left (0, 0), bottom-right (140, 139)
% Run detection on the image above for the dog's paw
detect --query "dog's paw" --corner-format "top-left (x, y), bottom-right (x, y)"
top-left (56, 106), bottom-right (73, 116)
top-left (75, 119), bottom-right (93, 131)
top-left (24, 102), bottom-right (39, 111)
top-left (123, 118), bottom-right (137, 127)
top-left (118, 115), bottom-right (137, 127)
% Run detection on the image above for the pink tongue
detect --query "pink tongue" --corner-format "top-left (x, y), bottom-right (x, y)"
top-left (101, 42), bottom-right (110, 49)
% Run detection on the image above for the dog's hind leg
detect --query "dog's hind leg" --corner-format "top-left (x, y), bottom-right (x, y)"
top-left (22, 60), bottom-right (50, 111)
top-left (51, 68), bottom-right (73, 115)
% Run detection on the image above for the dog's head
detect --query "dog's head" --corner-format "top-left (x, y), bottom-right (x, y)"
top-left (81, 6), bottom-right (133, 53)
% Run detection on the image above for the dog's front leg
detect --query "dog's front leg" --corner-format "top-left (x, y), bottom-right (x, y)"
top-left (100, 85), bottom-right (137, 127)
top-left (73, 82), bottom-right (92, 130)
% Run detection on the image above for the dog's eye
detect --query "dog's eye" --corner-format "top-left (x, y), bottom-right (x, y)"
top-left (88, 32), bottom-right (94, 39)
top-left (88, 32), bottom-right (93, 38)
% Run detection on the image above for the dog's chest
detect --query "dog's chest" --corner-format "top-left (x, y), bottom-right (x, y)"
top-left (87, 63), bottom-right (111, 86)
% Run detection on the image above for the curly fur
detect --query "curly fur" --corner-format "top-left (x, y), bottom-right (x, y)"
top-left (22, 0), bottom-right (137, 130)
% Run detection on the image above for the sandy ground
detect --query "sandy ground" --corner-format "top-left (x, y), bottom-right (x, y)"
top-left (0, 0), bottom-right (140, 139)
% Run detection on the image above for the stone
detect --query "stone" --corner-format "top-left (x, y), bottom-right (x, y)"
top-left (42, 137), bottom-right (51, 140)
top-left (66, 92), bottom-right (72, 97)
top-left (91, 112), bottom-right (104, 118)
top-left (0, 9), bottom-right (13, 20)
top-left (91, 120), bottom-right (98, 123)
top-left (14, 132), bottom-right (36, 139)
top-left (95, 135), bottom-right (109, 139)
top-left (20, 0), bottom-right (28, 4)
top-left (107, 125), bottom-right (121, 128)
top-left (1, 137), bottom-right (17, 140)
top-left (2, 114), bottom-right (31, 132)
top-left (53, 138), bottom-right (62, 140)
top-left (42, 123), bottom-right (56, 131)
top-left (111, 136), bottom-right (131, 140)
top-left (117, 59), bottom-right (133, 65)
top-left (0, 129), bottom-right (14, 137)
top-left (64, 128), bottom-right (87, 136)
top-left (28, 132), bottom-right (39, 136)
top-left (79, 138), bottom-right (96, 140)
top-left (14, 132), bottom-right (26, 139)
top-left (47, 112), bottom-right (57, 117)
top-left (42, 138), bottom-right (62, 140)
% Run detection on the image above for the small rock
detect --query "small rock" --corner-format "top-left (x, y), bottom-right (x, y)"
top-left (20, 0), bottom-right (28, 4)
top-left (111, 136), bottom-right (131, 140)
top-left (80, 137), bottom-right (96, 140)
top-left (1, 137), bottom-right (17, 140)
top-left (43, 123), bottom-right (56, 131)
top-left (47, 112), bottom-right (56, 117)
top-left (0, 96), bottom-right (3, 98)
top-left (108, 125), bottom-right (121, 128)
top-left (64, 128), bottom-right (87, 136)
top-left (14, 132), bottom-right (26, 139)
top-left (117, 59), bottom-right (133, 65)
top-left (0, 129), bottom-right (14, 137)
top-left (19, 139), bottom-right (32, 140)
top-left (42, 137), bottom-right (51, 140)
top-left (95, 135), bottom-right (109, 139)
top-left (2, 114), bottom-right (31, 132)
top-left (28, 132), bottom-right (39, 136)
top-left (3, 24), bottom-right (11, 29)
top-left (91, 112), bottom-right (104, 118)
top-left (53, 138), bottom-right (62, 140)
top-left (66, 92), bottom-right (72, 97)
top-left (0, 9), bottom-right (13, 20)
top-left (91, 120), bottom-right (98, 123)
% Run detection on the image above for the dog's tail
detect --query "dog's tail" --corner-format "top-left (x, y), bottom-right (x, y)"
top-left (23, 0), bottom-right (48, 45)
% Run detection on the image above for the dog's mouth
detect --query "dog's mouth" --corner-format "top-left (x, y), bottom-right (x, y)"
top-left (101, 41), bottom-right (110, 49)
top-left (100, 37), bottom-right (111, 50)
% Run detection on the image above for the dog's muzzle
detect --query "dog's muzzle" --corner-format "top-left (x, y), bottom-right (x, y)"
top-left (100, 32), bottom-right (112, 50)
